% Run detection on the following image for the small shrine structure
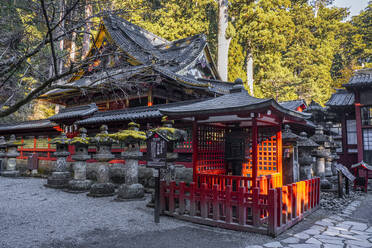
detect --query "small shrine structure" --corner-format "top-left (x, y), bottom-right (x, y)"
top-left (159, 84), bottom-right (320, 236)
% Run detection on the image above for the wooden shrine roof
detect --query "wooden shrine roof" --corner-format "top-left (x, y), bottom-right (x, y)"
top-left (326, 89), bottom-right (355, 107)
top-left (351, 161), bottom-right (372, 171)
top-left (49, 103), bottom-right (98, 122)
top-left (343, 68), bottom-right (372, 89)
top-left (0, 119), bottom-right (57, 133)
top-left (279, 100), bottom-right (307, 111)
top-left (160, 85), bottom-right (310, 121)
top-left (76, 99), bottom-right (206, 126)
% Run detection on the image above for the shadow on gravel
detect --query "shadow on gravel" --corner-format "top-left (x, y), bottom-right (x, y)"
top-left (39, 225), bottom-right (270, 248)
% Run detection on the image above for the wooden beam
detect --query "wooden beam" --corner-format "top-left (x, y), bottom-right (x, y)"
top-left (192, 120), bottom-right (198, 182)
top-left (276, 125), bottom-right (283, 186)
top-left (252, 116), bottom-right (258, 188)
top-left (355, 91), bottom-right (363, 162)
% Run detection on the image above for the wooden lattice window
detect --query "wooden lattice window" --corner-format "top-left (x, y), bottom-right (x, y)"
top-left (242, 127), bottom-right (278, 177)
top-left (197, 125), bottom-right (226, 174)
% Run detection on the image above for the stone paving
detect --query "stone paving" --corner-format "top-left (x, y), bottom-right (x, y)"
top-left (247, 200), bottom-right (372, 248)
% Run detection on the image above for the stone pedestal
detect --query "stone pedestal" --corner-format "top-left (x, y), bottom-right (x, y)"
top-left (116, 143), bottom-right (144, 201)
top-left (66, 128), bottom-right (93, 192)
top-left (298, 132), bottom-right (319, 180)
top-left (2, 135), bottom-right (20, 178)
top-left (313, 148), bottom-right (332, 189)
top-left (310, 126), bottom-right (332, 189)
top-left (88, 125), bottom-right (116, 197)
top-left (325, 157), bottom-right (333, 177)
top-left (45, 140), bottom-right (71, 189)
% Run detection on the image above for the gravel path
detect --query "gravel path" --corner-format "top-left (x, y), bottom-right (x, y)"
top-left (2, 178), bottom-right (368, 248)
top-left (0, 178), bottom-right (273, 248)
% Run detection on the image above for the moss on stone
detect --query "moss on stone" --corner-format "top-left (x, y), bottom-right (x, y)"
top-left (109, 130), bottom-right (146, 144)
top-left (149, 127), bottom-right (187, 141)
top-left (70, 136), bottom-right (90, 145)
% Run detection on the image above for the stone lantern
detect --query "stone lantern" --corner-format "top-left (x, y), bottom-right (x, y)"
top-left (282, 125), bottom-right (300, 184)
top-left (111, 122), bottom-right (146, 200)
top-left (2, 135), bottom-right (21, 177)
top-left (88, 125), bottom-right (116, 197)
top-left (311, 126), bottom-right (332, 189)
top-left (0, 136), bottom-right (7, 174)
top-left (297, 132), bottom-right (319, 180)
top-left (45, 133), bottom-right (71, 188)
top-left (67, 128), bottom-right (93, 192)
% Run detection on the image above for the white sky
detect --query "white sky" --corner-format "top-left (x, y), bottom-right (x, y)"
top-left (332, 0), bottom-right (369, 18)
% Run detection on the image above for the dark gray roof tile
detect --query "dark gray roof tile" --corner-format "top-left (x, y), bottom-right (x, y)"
top-left (0, 119), bottom-right (57, 132)
top-left (49, 103), bottom-right (98, 121)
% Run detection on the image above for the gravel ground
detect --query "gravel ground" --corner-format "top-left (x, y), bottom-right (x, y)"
top-left (0, 177), bottom-right (355, 248)
top-left (0, 178), bottom-right (274, 248)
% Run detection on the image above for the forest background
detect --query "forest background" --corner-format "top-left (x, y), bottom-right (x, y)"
top-left (0, 0), bottom-right (371, 123)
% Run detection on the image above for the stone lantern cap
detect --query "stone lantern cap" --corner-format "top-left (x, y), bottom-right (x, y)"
top-left (282, 125), bottom-right (299, 143)
top-left (92, 125), bottom-right (117, 146)
top-left (297, 132), bottom-right (319, 148)
top-left (0, 136), bottom-right (6, 148)
top-left (70, 127), bottom-right (91, 146)
top-left (310, 125), bottom-right (329, 146)
top-left (49, 132), bottom-right (70, 145)
top-left (6, 134), bottom-right (22, 147)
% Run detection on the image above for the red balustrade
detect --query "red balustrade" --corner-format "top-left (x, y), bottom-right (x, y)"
top-left (160, 177), bottom-right (320, 236)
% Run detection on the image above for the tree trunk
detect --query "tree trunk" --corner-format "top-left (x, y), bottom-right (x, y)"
top-left (58, 0), bottom-right (65, 75)
top-left (217, 0), bottom-right (231, 81)
top-left (82, 0), bottom-right (93, 58)
top-left (246, 49), bottom-right (254, 96)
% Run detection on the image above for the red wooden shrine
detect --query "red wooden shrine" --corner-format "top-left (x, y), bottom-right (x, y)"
top-left (159, 84), bottom-right (320, 236)
top-left (351, 161), bottom-right (372, 192)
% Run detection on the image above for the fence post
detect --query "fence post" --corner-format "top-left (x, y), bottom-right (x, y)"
top-left (282, 186), bottom-right (288, 224)
top-left (252, 187), bottom-right (260, 227)
top-left (292, 183), bottom-right (297, 219)
top-left (287, 185), bottom-right (293, 222)
top-left (268, 188), bottom-right (278, 237)
top-left (276, 187), bottom-right (282, 227)
top-left (179, 182), bottom-right (186, 215)
top-left (190, 182), bottom-right (196, 216)
top-left (226, 185), bottom-right (232, 223)
top-left (200, 183), bottom-right (208, 218)
top-left (160, 180), bottom-right (166, 214)
top-left (238, 186), bottom-right (246, 225)
top-left (212, 184), bottom-right (219, 220)
top-left (317, 178), bottom-right (320, 206)
top-left (169, 181), bottom-right (176, 213)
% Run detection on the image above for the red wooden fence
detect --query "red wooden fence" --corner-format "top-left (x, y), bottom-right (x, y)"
top-left (160, 177), bottom-right (320, 236)
top-left (196, 173), bottom-right (282, 193)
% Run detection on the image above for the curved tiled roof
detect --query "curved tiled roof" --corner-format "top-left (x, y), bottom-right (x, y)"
top-left (279, 100), bottom-right (307, 111)
top-left (0, 119), bottom-right (57, 132)
top-left (76, 99), bottom-right (206, 126)
top-left (49, 103), bottom-right (98, 121)
top-left (326, 89), bottom-right (354, 107)
top-left (161, 85), bottom-right (310, 121)
top-left (343, 68), bottom-right (372, 88)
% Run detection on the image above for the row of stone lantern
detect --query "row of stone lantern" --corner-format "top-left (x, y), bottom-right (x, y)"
top-left (283, 124), bottom-right (340, 189)
top-left (0, 135), bottom-right (21, 178)
top-left (43, 122), bottom-right (148, 200)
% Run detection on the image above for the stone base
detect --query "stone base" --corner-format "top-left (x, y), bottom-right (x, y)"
top-left (1, 170), bottom-right (20, 178)
top-left (116, 183), bottom-right (144, 201)
top-left (87, 183), bottom-right (116, 197)
top-left (65, 179), bottom-right (93, 193)
top-left (44, 172), bottom-right (71, 189)
top-left (321, 178), bottom-right (333, 190)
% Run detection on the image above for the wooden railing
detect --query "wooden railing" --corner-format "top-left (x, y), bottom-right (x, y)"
top-left (196, 173), bottom-right (282, 193)
top-left (160, 177), bottom-right (320, 236)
